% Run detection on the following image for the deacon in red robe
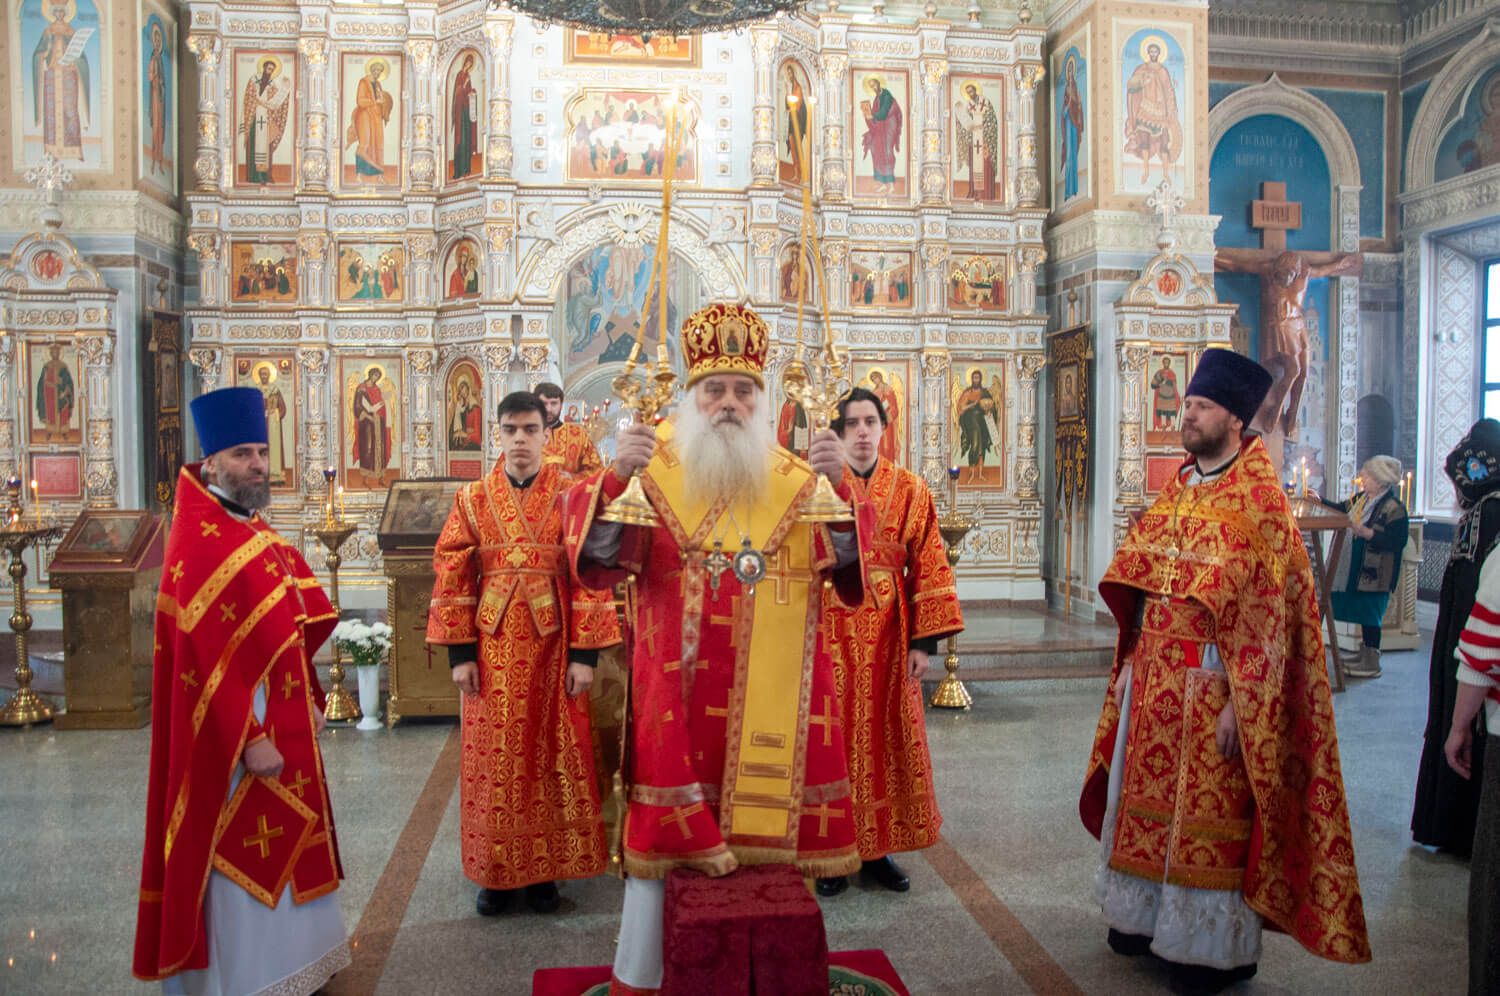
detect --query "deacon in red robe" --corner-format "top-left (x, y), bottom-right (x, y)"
top-left (817, 387), bottom-right (963, 898)
top-left (1081, 350), bottom-right (1371, 991)
top-left (563, 303), bottom-right (873, 995)
top-left (134, 386), bottom-right (348, 993)
top-left (536, 380), bottom-right (605, 478)
top-left (427, 390), bottom-right (621, 916)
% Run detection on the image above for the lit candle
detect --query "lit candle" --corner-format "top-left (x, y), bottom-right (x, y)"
top-left (323, 467), bottom-right (337, 526)
top-left (948, 465), bottom-right (960, 510)
top-left (337, 486), bottom-right (346, 520)
top-left (29, 480), bottom-right (39, 523)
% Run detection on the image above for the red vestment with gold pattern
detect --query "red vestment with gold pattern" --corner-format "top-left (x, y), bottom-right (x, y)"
top-left (545, 421), bottom-right (604, 478)
top-left (427, 461), bottom-right (621, 889)
top-left (134, 467), bottom-right (342, 981)
top-left (1080, 438), bottom-right (1371, 964)
top-left (563, 435), bottom-right (875, 880)
top-left (826, 459), bottom-right (962, 858)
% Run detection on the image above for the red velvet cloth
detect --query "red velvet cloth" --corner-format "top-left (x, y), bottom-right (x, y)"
top-left (661, 865), bottom-right (828, 996)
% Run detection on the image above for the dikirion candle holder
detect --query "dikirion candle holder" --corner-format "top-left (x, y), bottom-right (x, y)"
top-left (930, 467), bottom-right (976, 711)
top-left (0, 476), bottom-right (64, 727)
top-left (316, 467), bottom-right (360, 723)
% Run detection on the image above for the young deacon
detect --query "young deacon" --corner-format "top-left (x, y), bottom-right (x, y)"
top-left (818, 387), bottom-right (964, 897)
top-left (427, 391), bottom-right (621, 916)
top-left (536, 381), bottom-right (605, 478)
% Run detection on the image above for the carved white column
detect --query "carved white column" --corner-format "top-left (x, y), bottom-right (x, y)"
top-left (484, 16), bottom-right (515, 179)
top-left (298, 36), bottom-right (332, 192)
top-left (919, 242), bottom-right (948, 314)
top-left (918, 57), bottom-right (948, 205)
top-left (298, 233), bottom-right (330, 307)
top-left (408, 348), bottom-right (437, 478)
top-left (1115, 342), bottom-right (1150, 508)
top-left (1012, 64), bottom-right (1044, 208)
top-left (407, 38), bottom-right (438, 192)
top-left (188, 35), bottom-right (223, 193)
top-left (406, 233), bottom-right (437, 307)
top-left (920, 350), bottom-right (950, 496)
top-left (819, 52), bottom-right (849, 201)
top-left (484, 220), bottom-right (514, 300)
top-left (1016, 246), bottom-right (1045, 315)
top-left (519, 340), bottom-right (549, 389)
top-left (0, 338), bottom-right (14, 476)
top-left (1015, 352), bottom-right (1043, 501)
top-left (298, 346), bottom-right (330, 496)
top-left (821, 239), bottom-right (848, 314)
top-left (188, 233), bottom-right (222, 307)
top-left (78, 333), bottom-right (118, 507)
top-left (483, 341), bottom-right (513, 464)
top-left (750, 26), bottom-right (779, 188)
top-left (189, 346), bottom-right (223, 393)
top-left (750, 226), bottom-right (779, 306)
top-left (1334, 183), bottom-right (1362, 496)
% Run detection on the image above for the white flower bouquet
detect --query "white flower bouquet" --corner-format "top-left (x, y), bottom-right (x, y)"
top-left (331, 619), bottom-right (393, 669)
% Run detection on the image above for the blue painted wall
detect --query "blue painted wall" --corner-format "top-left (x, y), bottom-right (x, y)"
top-left (1210, 114), bottom-right (1332, 360)
top-left (1307, 88), bottom-right (1385, 240)
top-left (1209, 81), bottom-right (1245, 109)
top-left (1401, 80), bottom-right (1430, 191)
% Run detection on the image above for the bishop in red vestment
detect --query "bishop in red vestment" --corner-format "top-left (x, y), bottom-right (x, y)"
top-left (536, 380), bottom-right (605, 477)
top-left (563, 303), bottom-right (872, 995)
top-left (817, 387), bottom-right (963, 898)
top-left (427, 391), bottom-right (621, 916)
top-left (1081, 350), bottom-right (1370, 992)
top-left (135, 387), bottom-right (348, 994)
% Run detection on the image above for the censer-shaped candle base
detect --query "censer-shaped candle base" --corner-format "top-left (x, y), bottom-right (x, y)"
top-left (797, 476), bottom-right (854, 523)
top-left (599, 473), bottom-right (661, 528)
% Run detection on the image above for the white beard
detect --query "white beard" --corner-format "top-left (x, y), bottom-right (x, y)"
top-left (676, 387), bottom-right (773, 505)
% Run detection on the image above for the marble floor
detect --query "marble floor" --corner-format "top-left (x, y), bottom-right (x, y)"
top-left (0, 625), bottom-right (1472, 994)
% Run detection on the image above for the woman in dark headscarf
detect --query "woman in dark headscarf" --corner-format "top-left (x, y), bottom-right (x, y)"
top-left (1413, 418), bottom-right (1500, 856)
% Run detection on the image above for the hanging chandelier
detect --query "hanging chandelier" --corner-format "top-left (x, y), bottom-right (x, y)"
top-left (491, 0), bottom-right (806, 36)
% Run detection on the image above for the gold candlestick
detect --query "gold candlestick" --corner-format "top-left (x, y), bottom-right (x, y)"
top-left (600, 92), bottom-right (682, 528)
top-left (930, 469), bottom-right (974, 710)
top-left (1, 477), bottom-right (63, 727)
top-left (315, 468), bottom-right (360, 723)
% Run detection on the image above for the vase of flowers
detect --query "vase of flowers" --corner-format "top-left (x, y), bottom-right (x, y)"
top-left (332, 620), bottom-right (392, 732)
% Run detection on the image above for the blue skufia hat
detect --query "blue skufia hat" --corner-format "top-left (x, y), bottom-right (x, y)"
top-left (190, 386), bottom-right (269, 456)
top-left (1184, 348), bottom-right (1273, 427)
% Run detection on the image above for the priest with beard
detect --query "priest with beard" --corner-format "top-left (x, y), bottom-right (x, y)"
top-left (563, 302), bottom-right (873, 995)
top-left (1081, 349), bottom-right (1370, 991)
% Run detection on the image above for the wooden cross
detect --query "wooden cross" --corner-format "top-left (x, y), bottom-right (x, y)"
top-left (179, 669), bottom-right (199, 690)
top-left (1248, 181), bottom-right (1302, 253)
top-left (807, 802), bottom-right (844, 837)
top-left (659, 801), bottom-right (704, 839)
top-left (704, 541), bottom-right (733, 596)
top-left (243, 815), bottom-right (285, 859)
top-left (281, 671), bottom-right (302, 700)
top-left (808, 695), bottom-right (840, 748)
top-left (288, 769), bottom-right (311, 798)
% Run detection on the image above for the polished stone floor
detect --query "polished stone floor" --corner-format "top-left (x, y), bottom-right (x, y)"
top-left (0, 622), bottom-right (1471, 994)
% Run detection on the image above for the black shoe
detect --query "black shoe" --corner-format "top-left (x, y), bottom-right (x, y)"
top-left (860, 856), bottom-right (910, 893)
top-left (1106, 928), bottom-right (1154, 957)
top-left (475, 887), bottom-right (513, 916)
top-left (1169, 961), bottom-right (1257, 995)
top-left (816, 876), bottom-right (849, 897)
top-left (524, 881), bottom-right (561, 913)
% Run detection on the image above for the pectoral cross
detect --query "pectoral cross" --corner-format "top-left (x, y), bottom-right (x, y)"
top-left (243, 815), bottom-right (284, 859)
top-left (704, 540), bottom-right (733, 596)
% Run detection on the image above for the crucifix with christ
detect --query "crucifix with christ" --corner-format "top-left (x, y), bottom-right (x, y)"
top-left (1214, 181), bottom-right (1361, 445)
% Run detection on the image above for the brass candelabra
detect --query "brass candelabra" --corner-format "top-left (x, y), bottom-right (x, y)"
top-left (600, 92), bottom-right (683, 528)
top-left (782, 87), bottom-right (852, 523)
top-left (930, 467), bottom-right (975, 710)
top-left (315, 468), bottom-right (360, 723)
top-left (1, 477), bottom-right (63, 727)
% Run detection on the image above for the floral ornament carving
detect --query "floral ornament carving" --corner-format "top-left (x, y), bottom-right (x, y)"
top-left (823, 53), bottom-right (848, 82)
top-left (406, 233), bottom-right (436, 262)
top-left (298, 233), bottom-right (329, 262)
top-left (298, 347), bottom-right (328, 373)
top-left (188, 34), bottom-right (220, 70)
top-left (407, 39), bottom-right (433, 69)
top-left (520, 344), bottom-right (549, 370)
top-left (299, 37), bottom-right (328, 65)
top-left (187, 233), bottom-right (220, 262)
top-left (409, 348), bottom-right (435, 373)
top-left (486, 221), bottom-right (515, 256)
top-left (483, 343), bottom-right (513, 370)
top-left (1013, 64), bottom-right (1045, 92)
